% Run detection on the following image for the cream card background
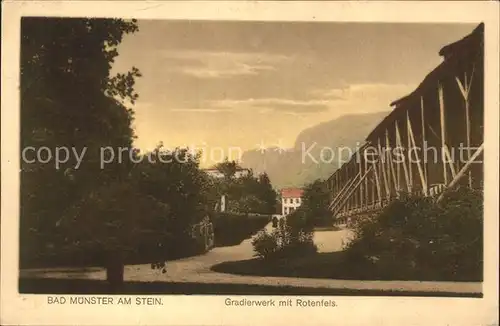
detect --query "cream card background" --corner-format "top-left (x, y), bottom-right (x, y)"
top-left (1, 1), bottom-right (499, 325)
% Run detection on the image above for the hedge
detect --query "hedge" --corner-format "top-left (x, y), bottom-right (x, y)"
top-left (213, 212), bottom-right (271, 247)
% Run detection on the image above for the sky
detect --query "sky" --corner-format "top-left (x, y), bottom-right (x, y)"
top-left (111, 20), bottom-right (475, 165)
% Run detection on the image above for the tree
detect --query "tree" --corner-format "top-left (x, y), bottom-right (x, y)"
top-left (20, 17), bottom-right (143, 284)
top-left (300, 179), bottom-right (332, 227)
top-left (257, 172), bottom-right (278, 214)
top-left (215, 158), bottom-right (238, 180)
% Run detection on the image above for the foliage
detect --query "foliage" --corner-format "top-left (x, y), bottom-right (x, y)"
top-left (227, 195), bottom-right (266, 215)
top-left (211, 162), bottom-right (277, 215)
top-left (300, 179), bottom-right (332, 227)
top-left (20, 18), bottom-right (142, 267)
top-left (213, 212), bottom-right (270, 247)
top-left (58, 182), bottom-right (172, 263)
top-left (252, 210), bottom-right (317, 260)
top-left (344, 187), bottom-right (483, 281)
top-left (251, 231), bottom-right (278, 259)
top-left (19, 18), bottom-right (214, 272)
top-left (132, 147), bottom-right (213, 232)
top-left (215, 158), bottom-right (238, 180)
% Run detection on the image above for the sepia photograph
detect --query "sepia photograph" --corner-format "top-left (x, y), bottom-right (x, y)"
top-left (1, 1), bottom-right (499, 325)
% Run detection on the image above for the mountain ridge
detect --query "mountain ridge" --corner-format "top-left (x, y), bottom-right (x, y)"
top-left (240, 111), bottom-right (389, 189)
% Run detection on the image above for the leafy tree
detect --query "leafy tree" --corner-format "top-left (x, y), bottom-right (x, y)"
top-left (300, 179), bottom-right (332, 227)
top-left (20, 17), bottom-right (142, 282)
top-left (257, 172), bottom-right (277, 214)
top-left (215, 158), bottom-right (238, 180)
top-left (345, 187), bottom-right (483, 281)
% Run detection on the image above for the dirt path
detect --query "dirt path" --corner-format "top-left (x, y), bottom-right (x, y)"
top-left (20, 224), bottom-right (481, 294)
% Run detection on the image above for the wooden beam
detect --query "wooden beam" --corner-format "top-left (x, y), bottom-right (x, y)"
top-left (329, 172), bottom-right (361, 210)
top-left (438, 83), bottom-right (448, 184)
top-left (420, 96), bottom-right (428, 185)
top-left (386, 128), bottom-right (399, 195)
top-left (364, 151), bottom-right (369, 207)
top-left (407, 113), bottom-right (428, 196)
top-left (377, 137), bottom-right (391, 198)
top-left (372, 161), bottom-right (382, 203)
top-left (334, 166), bottom-right (374, 216)
top-left (456, 73), bottom-right (473, 188)
top-left (406, 111), bottom-right (413, 191)
top-left (359, 155), bottom-right (364, 208)
top-left (444, 146), bottom-right (457, 178)
top-left (437, 144), bottom-right (483, 203)
top-left (395, 120), bottom-right (411, 193)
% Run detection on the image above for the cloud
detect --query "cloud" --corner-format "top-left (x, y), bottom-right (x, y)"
top-left (160, 50), bottom-right (291, 79)
top-left (311, 83), bottom-right (416, 102)
top-left (211, 98), bottom-right (331, 113)
top-left (162, 83), bottom-right (417, 115)
top-left (169, 108), bottom-right (232, 113)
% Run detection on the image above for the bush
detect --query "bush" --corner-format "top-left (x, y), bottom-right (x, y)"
top-left (252, 210), bottom-right (317, 260)
top-left (213, 212), bottom-right (270, 247)
top-left (344, 187), bottom-right (483, 281)
top-left (252, 231), bottom-right (279, 259)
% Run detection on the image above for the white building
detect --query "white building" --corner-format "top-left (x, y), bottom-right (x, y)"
top-left (281, 188), bottom-right (304, 216)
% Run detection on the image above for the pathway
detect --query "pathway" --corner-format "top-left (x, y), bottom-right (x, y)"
top-left (20, 224), bottom-right (481, 295)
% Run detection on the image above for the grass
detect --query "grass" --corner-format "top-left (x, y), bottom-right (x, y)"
top-left (313, 225), bottom-right (342, 232)
top-left (211, 251), bottom-right (483, 282)
top-left (18, 278), bottom-right (481, 297)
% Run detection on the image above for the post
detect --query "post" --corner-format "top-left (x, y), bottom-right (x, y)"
top-left (333, 166), bottom-right (374, 216)
top-left (364, 150), bottom-right (369, 207)
top-left (372, 161), bottom-right (382, 204)
top-left (420, 96), bottom-right (428, 187)
top-left (456, 73), bottom-right (473, 188)
top-left (329, 172), bottom-right (361, 210)
top-left (407, 113), bottom-right (428, 196)
top-left (378, 137), bottom-right (390, 198)
top-left (386, 128), bottom-right (399, 196)
top-left (438, 83), bottom-right (448, 184)
top-left (396, 120), bottom-right (411, 192)
top-left (359, 152), bottom-right (364, 209)
top-left (437, 144), bottom-right (483, 203)
top-left (406, 111), bottom-right (413, 192)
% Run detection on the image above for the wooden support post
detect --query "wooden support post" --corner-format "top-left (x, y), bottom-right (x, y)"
top-left (333, 166), bottom-right (374, 216)
top-left (406, 111), bottom-right (413, 192)
top-left (420, 96), bottom-right (428, 187)
top-left (456, 73), bottom-right (473, 188)
top-left (386, 129), bottom-right (399, 196)
top-left (407, 113), bottom-right (428, 196)
top-left (377, 138), bottom-right (391, 198)
top-left (394, 123), bottom-right (402, 192)
top-left (364, 151), bottom-right (369, 207)
top-left (437, 144), bottom-right (483, 203)
top-left (359, 153), bottom-right (364, 209)
top-left (444, 146), bottom-right (457, 178)
top-left (438, 83), bottom-right (448, 185)
top-left (372, 161), bottom-right (382, 203)
top-left (396, 120), bottom-right (411, 193)
top-left (329, 171), bottom-right (361, 210)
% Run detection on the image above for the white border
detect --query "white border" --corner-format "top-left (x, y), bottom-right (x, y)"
top-left (2, 1), bottom-right (499, 325)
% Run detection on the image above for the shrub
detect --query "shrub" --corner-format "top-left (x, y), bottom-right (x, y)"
top-left (252, 230), bottom-right (279, 259)
top-left (252, 210), bottom-right (317, 260)
top-left (213, 212), bottom-right (270, 247)
top-left (344, 187), bottom-right (483, 281)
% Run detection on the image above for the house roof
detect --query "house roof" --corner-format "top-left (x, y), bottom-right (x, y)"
top-left (281, 188), bottom-right (304, 198)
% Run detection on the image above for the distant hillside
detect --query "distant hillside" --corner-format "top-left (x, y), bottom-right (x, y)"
top-left (241, 111), bottom-right (389, 189)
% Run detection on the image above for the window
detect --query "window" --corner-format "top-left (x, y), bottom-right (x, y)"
top-left (295, 198), bottom-right (299, 204)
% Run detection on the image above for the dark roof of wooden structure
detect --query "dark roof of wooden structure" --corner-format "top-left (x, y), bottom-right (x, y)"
top-left (365, 23), bottom-right (484, 142)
